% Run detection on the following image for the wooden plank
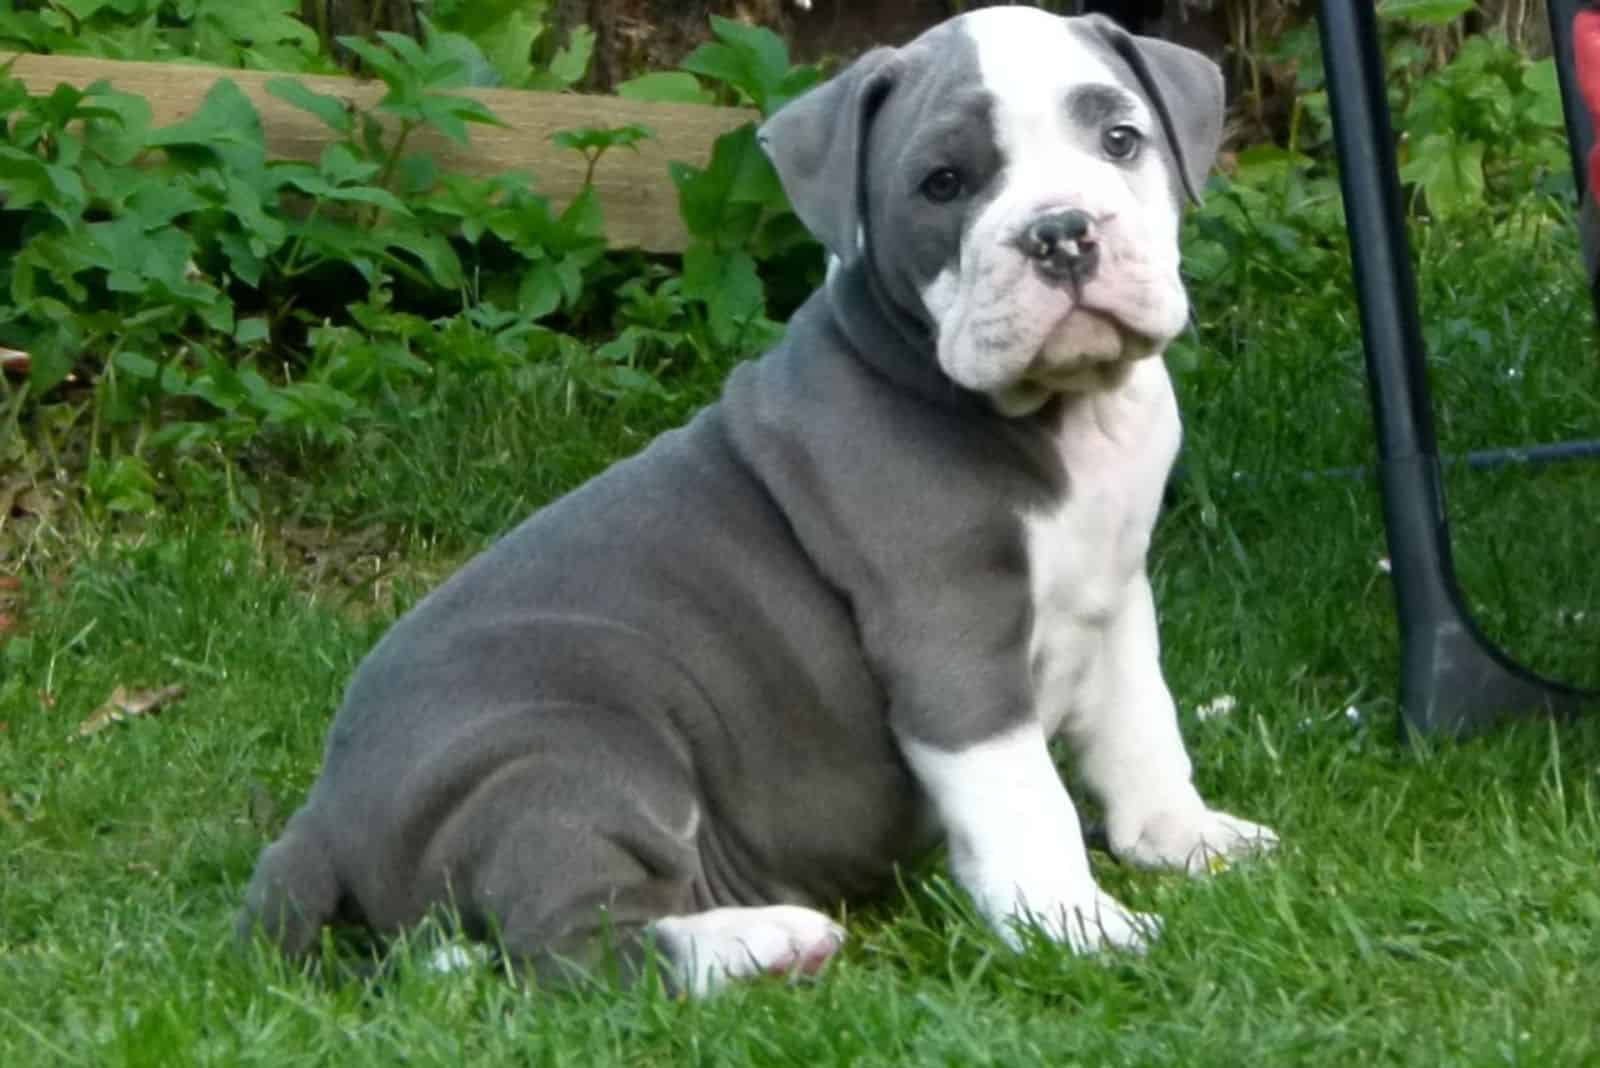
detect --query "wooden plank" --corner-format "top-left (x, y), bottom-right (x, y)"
top-left (2, 53), bottom-right (757, 252)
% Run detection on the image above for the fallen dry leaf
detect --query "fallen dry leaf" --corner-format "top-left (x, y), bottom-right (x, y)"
top-left (13, 485), bottom-right (59, 521)
top-left (0, 346), bottom-right (27, 376)
top-left (74, 684), bottom-right (186, 739)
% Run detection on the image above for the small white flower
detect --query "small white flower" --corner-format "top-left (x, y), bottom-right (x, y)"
top-left (1376, 557), bottom-right (1392, 574)
top-left (1343, 705), bottom-right (1362, 725)
top-left (1195, 694), bottom-right (1238, 722)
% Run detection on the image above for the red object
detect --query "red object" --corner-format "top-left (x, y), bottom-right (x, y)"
top-left (1573, 10), bottom-right (1600, 197)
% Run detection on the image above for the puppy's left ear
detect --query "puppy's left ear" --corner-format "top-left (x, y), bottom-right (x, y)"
top-left (757, 47), bottom-right (901, 261)
top-left (1086, 15), bottom-right (1224, 204)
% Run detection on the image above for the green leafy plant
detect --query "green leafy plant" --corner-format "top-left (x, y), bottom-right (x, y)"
top-left (0, 26), bottom-right (634, 515)
top-left (1375, 0), bottom-right (1569, 220)
top-left (428, 0), bottom-right (594, 91)
top-left (618, 16), bottom-right (825, 356)
top-left (0, 0), bottom-right (324, 70)
top-left (1391, 32), bottom-right (1568, 218)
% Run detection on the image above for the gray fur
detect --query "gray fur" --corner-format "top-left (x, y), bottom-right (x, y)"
top-left (238, 11), bottom-right (1222, 987)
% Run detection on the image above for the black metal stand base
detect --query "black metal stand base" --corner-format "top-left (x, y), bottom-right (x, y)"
top-left (1318, 0), bottom-right (1598, 738)
top-left (1388, 461), bottom-right (1594, 738)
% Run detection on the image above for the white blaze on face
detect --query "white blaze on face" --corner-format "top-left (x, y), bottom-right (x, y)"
top-left (923, 9), bottom-right (1190, 410)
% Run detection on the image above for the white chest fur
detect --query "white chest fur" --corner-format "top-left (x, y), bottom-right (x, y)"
top-left (1024, 359), bottom-right (1181, 739)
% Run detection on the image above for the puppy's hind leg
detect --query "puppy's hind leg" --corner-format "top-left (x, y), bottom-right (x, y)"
top-left (465, 791), bottom-right (845, 998)
top-left (237, 817), bottom-right (342, 958)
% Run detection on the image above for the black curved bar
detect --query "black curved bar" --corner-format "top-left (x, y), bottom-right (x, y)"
top-left (1314, 0), bottom-right (1597, 737)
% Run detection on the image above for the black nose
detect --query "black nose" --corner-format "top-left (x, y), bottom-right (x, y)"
top-left (1022, 209), bottom-right (1098, 284)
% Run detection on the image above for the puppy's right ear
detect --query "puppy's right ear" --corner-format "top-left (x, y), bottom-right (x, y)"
top-left (758, 47), bottom-right (900, 263)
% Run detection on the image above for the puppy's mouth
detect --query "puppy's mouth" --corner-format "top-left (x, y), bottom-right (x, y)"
top-left (1024, 308), bottom-right (1158, 388)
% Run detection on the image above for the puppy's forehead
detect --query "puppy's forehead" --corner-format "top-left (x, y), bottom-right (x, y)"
top-left (955, 9), bottom-right (1151, 136)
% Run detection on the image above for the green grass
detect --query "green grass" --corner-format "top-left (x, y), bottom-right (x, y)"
top-left (4, 204), bottom-right (1600, 1065)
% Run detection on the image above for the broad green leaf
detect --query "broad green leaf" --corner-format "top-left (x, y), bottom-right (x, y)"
top-left (412, 94), bottom-right (507, 145)
top-left (551, 124), bottom-right (652, 155)
top-left (469, 8), bottom-right (545, 87)
top-left (770, 66), bottom-right (823, 115)
top-left (78, 84), bottom-right (152, 165)
top-left (123, 178), bottom-right (206, 228)
top-left (544, 25), bottom-right (594, 88)
top-left (421, 27), bottom-right (502, 88)
top-left (708, 16), bottom-right (790, 96)
top-left (318, 142), bottom-right (382, 186)
top-left (282, 172), bottom-right (412, 214)
top-left (1401, 133), bottom-right (1485, 216)
top-left (616, 72), bottom-right (715, 107)
top-left (266, 77), bottom-right (353, 134)
top-left (147, 79), bottom-right (265, 170)
top-left (223, 170), bottom-right (288, 252)
top-left (389, 227), bottom-right (464, 289)
top-left (234, 318), bottom-right (270, 345)
top-left (1522, 59), bottom-right (1564, 128)
top-left (680, 242), bottom-right (764, 347)
top-left (1378, 0), bottom-right (1476, 25)
top-left (217, 230), bottom-right (265, 287)
top-left (375, 31), bottom-right (432, 74)
top-left (337, 36), bottom-right (409, 90)
top-left (671, 124), bottom-right (769, 247)
top-left (195, 0), bottom-right (317, 52)
top-left (0, 148), bottom-right (83, 222)
top-left (681, 42), bottom-right (757, 104)
top-left (517, 260), bottom-right (564, 320)
top-left (17, 329), bottom-right (74, 395)
top-left (55, 0), bottom-right (114, 21)
top-left (113, 349), bottom-right (160, 380)
top-left (559, 186), bottom-right (605, 241)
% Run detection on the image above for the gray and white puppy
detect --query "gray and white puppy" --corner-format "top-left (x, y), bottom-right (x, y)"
top-left (239, 7), bottom-right (1277, 996)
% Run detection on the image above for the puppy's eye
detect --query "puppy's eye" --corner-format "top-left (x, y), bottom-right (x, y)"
top-left (1101, 124), bottom-right (1142, 161)
top-left (920, 168), bottom-right (964, 203)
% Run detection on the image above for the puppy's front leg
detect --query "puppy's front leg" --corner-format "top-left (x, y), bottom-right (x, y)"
top-left (900, 722), bottom-right (1157, 953)
top-left (1068, 572), bottom-right (1278, 874)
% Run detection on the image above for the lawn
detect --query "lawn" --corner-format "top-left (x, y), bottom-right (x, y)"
top-left (3, 191), bottom-right (1600, 1064)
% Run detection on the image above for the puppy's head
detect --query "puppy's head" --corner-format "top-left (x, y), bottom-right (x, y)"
top-left (759, 9), bottom-right (1223, 414)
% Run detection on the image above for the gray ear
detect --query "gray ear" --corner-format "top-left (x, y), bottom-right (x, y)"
top-left (757, 47), bottom-right (900, 261)
top-left (1087, 15), bottom-right (1224, 204)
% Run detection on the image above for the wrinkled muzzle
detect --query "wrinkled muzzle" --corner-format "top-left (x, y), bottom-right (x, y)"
top-left (925, 169), bottom-right (1189, 410)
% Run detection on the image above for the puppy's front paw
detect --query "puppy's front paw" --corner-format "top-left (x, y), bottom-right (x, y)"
top-left (982, 881), bottom-right (1160, 955)
top-left (1114, 806), bottom-right (1279, 875)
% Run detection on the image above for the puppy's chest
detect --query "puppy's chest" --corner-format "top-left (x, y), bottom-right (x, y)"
top-left (1023, 371), bottom-right (1180, 732)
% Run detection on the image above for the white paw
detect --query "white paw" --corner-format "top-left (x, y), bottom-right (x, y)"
top-left (1114, 806), bottom-right (1279, 875)
top-left (982, 881), bottom-right (1160, 955)
top-left (652, 905), bottom-right (846, 998)
top-left (423, 942), bottom-right (489, 974)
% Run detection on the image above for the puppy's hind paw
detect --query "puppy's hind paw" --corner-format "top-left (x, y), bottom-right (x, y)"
top-left (653, 905), bottom-right (846, 998)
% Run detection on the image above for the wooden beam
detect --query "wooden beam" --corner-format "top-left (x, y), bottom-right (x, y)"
top-left (2, 53), bottom-right (756, 252)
